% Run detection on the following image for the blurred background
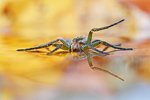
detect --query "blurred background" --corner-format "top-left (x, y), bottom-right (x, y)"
top-left (0, 0), bottom-right (150, 100)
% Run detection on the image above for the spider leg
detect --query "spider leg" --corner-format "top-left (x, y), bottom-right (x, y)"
top-left (101, 41), bottom-right (133, 50)
top-left (52, 43), bottom-right (69, 50)
top-left (102, 43), bottom-right (121, 51)
top-left (88, 44), bottom-right (109, 55)
top-left (87, 57), bottom-right (124, 81)
top-left (91, 40), bottom-right (132, 51)
top-left (87, 19), bottom-right (124, 44)
top-left (17, 39), bottom-right (69, 51)
top-left (47, 44), bottom-right (62, 55)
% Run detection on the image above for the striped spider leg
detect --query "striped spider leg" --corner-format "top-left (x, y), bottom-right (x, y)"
top-left (17, 39), bottom-right (70, 55)
top-left (91, 39), bottom-right (133, 51)
top-left (87, 19), bottom-right (125, 44)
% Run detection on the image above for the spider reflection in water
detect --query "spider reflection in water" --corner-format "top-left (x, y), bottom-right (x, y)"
top-left (17, 19), bottom-right (133, 81)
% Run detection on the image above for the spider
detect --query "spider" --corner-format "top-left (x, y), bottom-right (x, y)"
top-left (17, 19), bottom-right (133, 81)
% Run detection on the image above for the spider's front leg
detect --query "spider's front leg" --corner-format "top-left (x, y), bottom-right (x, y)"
top-left (87, 19), bottom-right (125, 44)
top-left (17, 39), bottom-right (69, 51)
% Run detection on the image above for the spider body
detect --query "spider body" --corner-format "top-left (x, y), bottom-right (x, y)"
top-left (70, 35), bottom-right (87, 52)
top-left (17, 19), bottom-right (133, 81)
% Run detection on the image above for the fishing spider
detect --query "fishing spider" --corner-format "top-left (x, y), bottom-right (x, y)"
top-left (17, 19), bottom-right (133, 81)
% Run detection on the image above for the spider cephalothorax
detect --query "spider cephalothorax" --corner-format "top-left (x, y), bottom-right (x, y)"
top-left (71, 35), bottom-right (87, 52)
top-left (17, 19), bottom-right (133, 81)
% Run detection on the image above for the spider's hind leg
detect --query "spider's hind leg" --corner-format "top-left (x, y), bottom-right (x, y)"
top-left (91, 39), bottom-right (132, 51)
top-left (88, 44), bottom-right (109, 55)
top-left (101, 41), bottom-right (133, 50)
top-left (91, 40), bottom-right (121, 51)
top-left (102, 43), bottom-right (121, 51)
